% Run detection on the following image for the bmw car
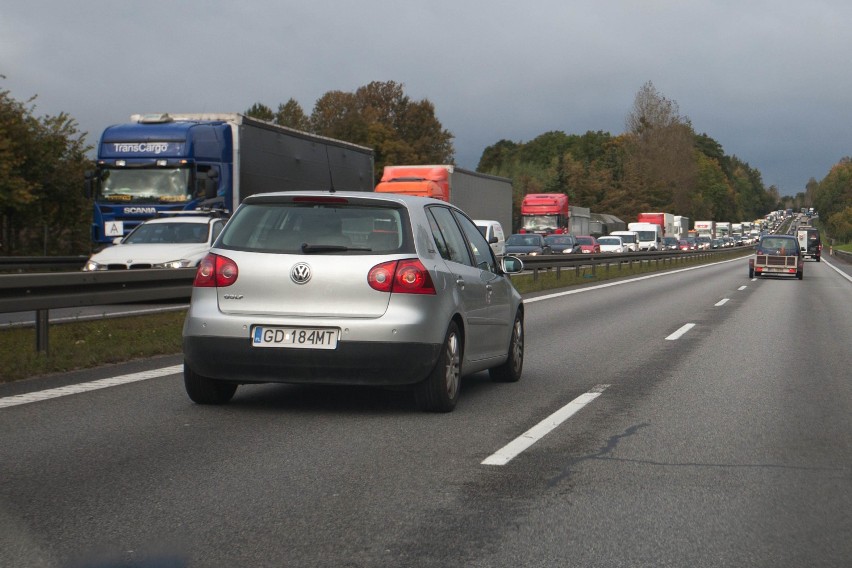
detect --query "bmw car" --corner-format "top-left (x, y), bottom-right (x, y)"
top-left (82, 214), bottom-right (226, 271)
top-left (182, 191), bottom-right (525, 412)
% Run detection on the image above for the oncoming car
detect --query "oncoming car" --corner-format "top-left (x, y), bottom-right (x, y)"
top-left (596, 236), bottom-right (626, 253)
top-left (182, 191), bottom-right (526, 412)
top-left (82, 214), bottom-right (226, 271)
top-left (505, 233), bottom-right (552, 256)
top-left (544, 234), bottom-right (580, 254)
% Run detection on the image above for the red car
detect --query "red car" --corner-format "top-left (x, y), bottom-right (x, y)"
top-left (575, 235), bottom-right (600, 253)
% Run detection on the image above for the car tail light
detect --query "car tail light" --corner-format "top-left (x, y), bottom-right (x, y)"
top-left (194, 253), bottom-right (238, 287)
top-left (368, 259), bottom-right (435, 295)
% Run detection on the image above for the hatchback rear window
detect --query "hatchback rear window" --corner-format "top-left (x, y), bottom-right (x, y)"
top-left (217, 202), bottom-right (412, 254)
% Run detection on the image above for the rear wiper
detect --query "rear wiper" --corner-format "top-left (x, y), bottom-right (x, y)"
top-left (300, 243), bottom-right (372, 253)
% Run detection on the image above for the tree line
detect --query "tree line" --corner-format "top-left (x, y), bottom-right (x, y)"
top-left (2, 78), bottom-right (851, 256)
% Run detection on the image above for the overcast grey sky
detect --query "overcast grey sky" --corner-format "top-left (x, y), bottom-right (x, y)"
top-left (3, 0), bottom-right (851, 196)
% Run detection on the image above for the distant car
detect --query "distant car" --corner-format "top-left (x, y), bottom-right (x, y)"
top-left (474, 219), bottom-right (506, 257)
top-left (575, 236), bottom-right (600, 254)
top-left (505, 233), bottom-right (552, 255)
top-left (678, 239), bottom-right (692, 251)
top-left (660, 236), bottom-right (679, 250)
top-left (609, 231), bottom-right (639, 252)
top-left (749, 234), bottom-right (802, 279)
top-left (796, 227), bottom-right (821, 261)
top-left (696, 236), bottom-right (712, 250)
top-left (82, 214), bottom-right (227, 271)
top-left (182, 191), bottom-right (526, 412)
top-left (711, 238), bottom-right (723, 249)
top-left (544, 234), bottom-right (580, 254)
top-left (596, 236), bottom-right (626, 253)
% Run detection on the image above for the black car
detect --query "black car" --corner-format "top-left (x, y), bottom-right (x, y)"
top-left (505, 233), bottom-right (552, 256)
top-left (544, 234), bottom-right (580, 254)
top-left (797, 227), bottom-right (821, 261)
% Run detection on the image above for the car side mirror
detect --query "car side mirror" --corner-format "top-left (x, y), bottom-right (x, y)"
top-left (501, 256), bottom-right (524, 274)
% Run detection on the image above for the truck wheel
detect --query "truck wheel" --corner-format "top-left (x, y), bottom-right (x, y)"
top-left (415, 322), bottom-right (461, 412)
top-left (748, 266), bottom-right (754, 278)
top-left (184, 362), bottom-right (237, 404)
top-left (816, 256), bottom-right (821, 262)
top-left (490, 310), bottom-right (524, 383)
top-left (797, 271), bottom-right (803, 280)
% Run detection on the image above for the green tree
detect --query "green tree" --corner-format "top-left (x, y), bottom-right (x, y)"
top-left (310, 81), bottom-right (453, 182)
top-left (275, 99), bottom-right (311, 131)
top-left (0, 85), bottom-right (91, 255)
top-left (244, 102), bottom-right (275, 122)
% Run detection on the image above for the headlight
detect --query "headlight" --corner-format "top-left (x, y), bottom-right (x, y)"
top-left (82, 260), bottom-right (105, 271)
top-left (153, 259), bottom-right (192, 269)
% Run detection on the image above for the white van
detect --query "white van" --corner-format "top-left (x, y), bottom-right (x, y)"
top-left (609, 230), bottom-right (639, 252)
top-left (474, 220), bottom-right (506, 257)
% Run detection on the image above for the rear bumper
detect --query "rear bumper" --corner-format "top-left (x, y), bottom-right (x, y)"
top-left (183, 336), bottom-right (441, 386)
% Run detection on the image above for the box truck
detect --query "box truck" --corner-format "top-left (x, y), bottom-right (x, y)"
top-left (374, 165), bottom-right (513, 238)
top-left (85, 113), bottom-right (374, 244)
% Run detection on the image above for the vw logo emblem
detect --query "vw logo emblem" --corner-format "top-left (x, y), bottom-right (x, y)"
top-left (290, 262), bottom-right (312, 284)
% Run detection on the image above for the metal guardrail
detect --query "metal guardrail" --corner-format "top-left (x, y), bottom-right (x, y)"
top-left (0, 248), bottom-right (747, 354)
top-left (0, 256), bottom-right (88, 272)
top-left (514, 247), bottom-right (745, 279)
top-left (0, 268), bottom-right (196, 353)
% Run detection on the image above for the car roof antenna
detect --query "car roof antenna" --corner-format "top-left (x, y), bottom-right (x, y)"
top-left (325, 146), bottom-right (336, 193)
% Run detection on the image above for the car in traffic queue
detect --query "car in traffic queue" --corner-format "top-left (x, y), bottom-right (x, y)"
top-left (596, 235), bottom-right (627, 253)
top-left (505, 233), bottom-right (552, 256)
top-left (696, 236), bottom-right (713, 250)
top-left (82, 213), bottom-right (227, 271)
top-left (474, 219), bottom-right (506, 258)
top-left (544, 234), bottom-right (580, 254)
top-left (677, 239), bottom-right (692, 251)
top-left (575, 235), bottom-right (600, 254)
top-left (182, 191), bottom-right (526, 412)
top-left (660, 236), bottom-right (679, 250)
top-left (748, 234), bottom-right (803, 280)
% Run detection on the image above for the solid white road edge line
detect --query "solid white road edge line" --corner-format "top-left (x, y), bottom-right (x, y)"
top-left (0, 365), bottom-right (183, 409)
top-left (715, 298), bottom-right (730, 306)
top-left (524, 255), bottom-right (746, 304)
top-left (822, 258), bottom-right (852, 283)
top-left (665, 323), bottom-right (695, 341)
top-left (482, 384), bottom-right (610, 466)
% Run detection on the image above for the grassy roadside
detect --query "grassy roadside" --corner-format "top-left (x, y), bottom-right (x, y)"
top-left (0, 249), bottom-right (752, 384)
top-left (1, 311), bottom-right (187, 384)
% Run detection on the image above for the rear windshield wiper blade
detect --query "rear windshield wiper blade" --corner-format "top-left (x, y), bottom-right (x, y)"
top-left (300, 243), bottom-right (372, 253)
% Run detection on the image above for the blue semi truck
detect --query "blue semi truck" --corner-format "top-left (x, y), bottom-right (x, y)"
top-left (85, 113), bottom-right (375, 244)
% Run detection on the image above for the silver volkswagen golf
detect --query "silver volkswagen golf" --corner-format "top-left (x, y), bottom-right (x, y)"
top-left (182, 191), bottom-right (525, 412)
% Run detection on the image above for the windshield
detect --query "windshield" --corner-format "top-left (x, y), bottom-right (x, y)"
top-left (220, 202), bottom-right (408, 254)
top-left (545, 236), bottom-right (573, 245)
top-left (521, 215), bottom-right (558, 233)
top-left (634, 231), bottom-right (656, 241)
top-left (100, 167), bottom-right (192, 203)
top-left (124, 222), bottom-right (209, 244)
top-left (598, 238), bottom-right (619, 245)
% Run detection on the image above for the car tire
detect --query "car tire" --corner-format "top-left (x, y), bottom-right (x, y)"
top-left (184, 362), bottom-right (237, 404)
top-left (414, 322), bottom-right (461, 413)
top-left (490, 310), bottom-right (524, 383)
